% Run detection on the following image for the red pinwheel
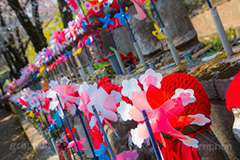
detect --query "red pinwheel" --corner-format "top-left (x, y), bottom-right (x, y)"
top-left (67, 0), bottom-right (78, 12)
top-left (53, 30), bottom-right (66, 44)
top-left (63, 127), bottom-right (77, 140)
top-left (19, 97), bottom-right (28, 106)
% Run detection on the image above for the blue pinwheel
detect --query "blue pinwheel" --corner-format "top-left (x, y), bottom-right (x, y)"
top-left (94, 143), bottom-right (110, 160)
top-left (52, 112), bottom-right (63, 128)
top-left (48, 123), bottom-right (56, 133)
top-left (99, 14), bottom-right (114, 29)
top-left (63, 50), bottom-right (72, 59)
top-left (114, 8), bottom-right (131, 26)
top-left (86, 38), bottom-right (91, 47)
top-left (81, 20), bottom-right (87, 31)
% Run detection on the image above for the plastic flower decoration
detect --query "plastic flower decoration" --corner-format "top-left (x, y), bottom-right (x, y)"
top-left (84, 1), bottom-right (92, 10)
top-left (116, 150), bottom-right (139, 160)
top-left (152, 23), bottom-right (168, 40)
top-left (52, 111), bottom-right (64, 128)
top-left (114, 8), bottom-right (131, 26)
top-left (67, 138), bottom-right (86, 152)
top-left (99, 14), bottom-right (114, 28)
top-left (118, 69), bottom-right (211, 149)
top-left (94, 143), bottom-right (109, 160)
top-left (66, 21), bottom-right (78, 40)
top-left (63, 50), bottom-right (72, 59)
top-left (47, 81), bottom-right (80, 116)
top-left (64, 127), bottom-right (77, 140)
top-left (74, 48), bottom-right (83, 55)
top-left (67, 0), bottom-right (79, 13)
top-left (48, 123), bottom-right (56, 133)
top-left (78, 82), bottom-right (91, 120)
top-left (130, 0), bottom-right (146, 20)
top-left (53, 29), bottom-right (66, 44)
top-left (87, 83), bottom-right (121, 129)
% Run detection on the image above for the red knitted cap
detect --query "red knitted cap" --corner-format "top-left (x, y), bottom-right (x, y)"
top-left (226, 71), bottom-right (240, 111)
top-left (161, 73), bottom-right (212, 120)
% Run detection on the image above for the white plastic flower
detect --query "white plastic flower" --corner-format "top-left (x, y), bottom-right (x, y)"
top-left (179, 136), bottom-right (199, 148)
top-left (130, 128), bottom-right (144, 148)
top-left (110, 90), bottom-right (122, 103)
top-left (49, 80), bottom-right (58, 88)
top-left (171, 89), bottom-right (196, 106)
top-left (61, 76), bottom-right (70, 84)
top-left (188, 114), bottom-right (211, 126)
top-left (122, 78), bottom-right (141, 100)
top-left (139, 69), bottom-right (163, 91)
top-left (117, 101), bottom-right (133, 121)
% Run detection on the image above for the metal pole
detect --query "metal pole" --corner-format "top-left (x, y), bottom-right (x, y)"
top-left (91, 105), bottom-right (116, 160)
top-left (142, 110), bottom-right (163, 160)
top-left (150, 0), bottom-right (180, 65)
top-left (116, 0), bottom-right (147, 70)
top-left (210, 7), bottom-right (233, 57)
top-left (75, 104), bottom-right (97, 160)
top-left (100, 6), bottom-right (126, 74)
top-left (56, 94), bottom-right (84, 160)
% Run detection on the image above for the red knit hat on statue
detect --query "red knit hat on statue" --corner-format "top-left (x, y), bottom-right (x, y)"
top-left (160, 73), bottom-right (212, 160)
top-left (226, 71), bottom-right (240, 111)
top-left (161, 73), bottom-right (212, 127)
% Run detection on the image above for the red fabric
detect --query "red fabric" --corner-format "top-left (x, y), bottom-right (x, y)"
top-left (161, 73), bottom-right (211, 123)
top-left (88, 78), bottom-right (119, 149)
top-left (226, 71), bottom-right (240, 111)
top-left (160, 73), bottom-right (212, 160)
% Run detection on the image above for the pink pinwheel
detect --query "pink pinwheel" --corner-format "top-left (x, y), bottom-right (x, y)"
top-left (67, 0), bottom-right (78, 12)
top-left (50, 82), bottom-right (80, 115)
top-left (116, 150), bottom-right (138, 160)
top-left (66, 21), bottom-right (78, 40)
top-left (130, 0), bottom-right (146, 20)
top-left (118, 69), bottom-right (211, 148)
top-left (53, 30), bottom-right (66, 44)
top-left (56, 55), bottom-right (67, 64)
top-left (67, 138), bottom-right (86, 152)
top-left (87, 83), bottom-right (120, 129)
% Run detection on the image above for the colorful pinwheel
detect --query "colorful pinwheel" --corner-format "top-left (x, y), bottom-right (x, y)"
top-left (99, 14), bottom-right (114, 28)
top-left (94, 143), bottom-right (109, 160)
top-left (114, 8), bottom-right (131, 26)
top-left (152, 23), bottom-right (168, 40)
top-left (67, 138), bottom-right (86, 152)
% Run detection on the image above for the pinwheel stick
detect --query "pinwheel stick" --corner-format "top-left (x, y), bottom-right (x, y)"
top-left (39, 100), bottom-right (58, 154)
top-left (56, 108), bottom-right (77, 160)
top-left (75, 104), bottom-right (97, 160)
top-left (206, 0), bottom-right (212, 8)
top-left (150, 0), bottom-right (180, 65)
top-left (91, 105), bottom-right (116, 160)
top-left (76, 0), bottom-right (100, 50)
top-left (206, 1), bottom-right (233, 57)
top-left (56, 94), bottom-right (84, 160)
top-left (142, 110), bottom-right (163, 160)
top-left (100, 6), bottom-right (126, 74)
top-left (116, 0), bottom-right (147, 70)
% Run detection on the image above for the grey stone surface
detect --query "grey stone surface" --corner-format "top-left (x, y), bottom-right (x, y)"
top-left (214, 79), bottom-right (231, 100)
top-left (112, 26), bottom-right (135, 54)
top-left (126, 5), bottom-right (162, 56)
top-left (210, 100), bottom-right (240, 160)
top-left (154, 0), bottom-right (200, 50)
top-left (200, 79), bottom-right (219, 99)
top-left (73, 114), bottom-right (94, 159)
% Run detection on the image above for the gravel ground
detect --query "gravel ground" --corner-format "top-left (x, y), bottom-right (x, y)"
top-left (0, 108), bottom-right (37, 160)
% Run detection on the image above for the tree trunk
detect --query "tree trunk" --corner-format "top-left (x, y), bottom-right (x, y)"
top-left (57, 0), bottom-right (73, 28)
top-left (7, 0), bottom-right (47, 52)
top-left (31, 0), bottom-right (46, 43)
top-left (1, 51), bottom-right (18, 79)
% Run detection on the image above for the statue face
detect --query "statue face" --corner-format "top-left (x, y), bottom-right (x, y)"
top-left (232, 108), bottom-right (240, 143)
